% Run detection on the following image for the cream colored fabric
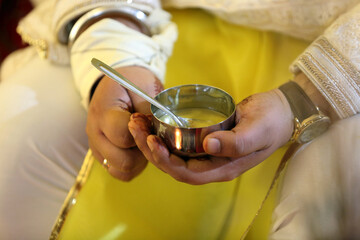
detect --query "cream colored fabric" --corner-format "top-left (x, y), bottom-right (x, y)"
top-left (0, 47), bottom-right (88, 239)
top-left (269, 114), bottom-right (360, 239)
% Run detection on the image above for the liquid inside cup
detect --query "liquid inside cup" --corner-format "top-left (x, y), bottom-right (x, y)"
top-left (157, 107), bottom-right (228, 128)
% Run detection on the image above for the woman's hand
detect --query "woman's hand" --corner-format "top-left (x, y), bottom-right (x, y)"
top-left (128, 89), bottom-right (294, 185)
top-left (87, 66), bottom-right (163, 181)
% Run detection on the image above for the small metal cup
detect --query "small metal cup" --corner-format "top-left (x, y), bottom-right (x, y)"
top-left (151, 84), bottom-right (236, 158)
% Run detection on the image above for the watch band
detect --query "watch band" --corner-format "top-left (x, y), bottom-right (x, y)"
top-left (279, 81), bottom-right (319, 123)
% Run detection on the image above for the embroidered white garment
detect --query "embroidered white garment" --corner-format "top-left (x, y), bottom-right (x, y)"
top-left (291, 3), bottom-right (360, 118)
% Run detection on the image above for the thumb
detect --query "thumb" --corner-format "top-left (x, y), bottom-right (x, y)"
top-left (203, 121), bottom-right (271, 158)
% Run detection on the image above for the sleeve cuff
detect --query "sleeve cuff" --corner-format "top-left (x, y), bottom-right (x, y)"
top-left (291, 37), bottom-right (360, 119)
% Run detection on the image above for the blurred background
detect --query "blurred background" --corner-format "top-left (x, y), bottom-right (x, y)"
top-left (0, 0), bottom-right (33, 63)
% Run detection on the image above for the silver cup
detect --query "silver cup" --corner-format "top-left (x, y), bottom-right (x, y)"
top-left (151, 84), bottom-right (236, 158)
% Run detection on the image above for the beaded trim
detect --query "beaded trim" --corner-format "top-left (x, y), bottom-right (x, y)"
top-left (16, 26), bottom-right (48, 59)
top-left (316, 38), bottom-right (360, 95)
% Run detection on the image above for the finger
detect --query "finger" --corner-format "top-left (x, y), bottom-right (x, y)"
top-left (173, 157), bottom-right (236, 185)
top-left (107, 148), bottom-right (148, 182)
top-left (224, 145), bottom-right (278, 175)
top-left (147, 133), bottom-right (277, 184)
top-left (128, 113), bottom-right (154, 162)
top-left (145, 134), bottom-right (183, 175)
top-left (90, 130), bottom-right (147, 175)
top-left (145, 135), bottom-right (233, 185)
top-left (89, 141), bottom-right (147, 181)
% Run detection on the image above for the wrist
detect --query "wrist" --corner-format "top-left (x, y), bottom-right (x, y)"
top-left (278, 79), bottom-right (331, 143)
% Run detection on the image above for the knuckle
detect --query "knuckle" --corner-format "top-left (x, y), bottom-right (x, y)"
top-left (233, 133), bottom-right (246, 156)
top-left (107, 129), bottom-right (135, 148)
top-left (116, 135), bottom-right (135, 148)
top-left (233, 131), bottom-right (255, 157)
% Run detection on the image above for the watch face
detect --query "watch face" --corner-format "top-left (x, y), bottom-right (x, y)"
top-left (298, 117), bottom-right (331, 143)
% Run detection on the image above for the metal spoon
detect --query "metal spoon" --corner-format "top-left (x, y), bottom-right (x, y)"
top-left (91, 58), bottom-right (188, 127)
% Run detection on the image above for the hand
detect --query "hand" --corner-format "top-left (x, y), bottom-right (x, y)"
top-left (128, 89), bottom-right (294, 185)
top-left (87, 66), bottom-right (163, 181)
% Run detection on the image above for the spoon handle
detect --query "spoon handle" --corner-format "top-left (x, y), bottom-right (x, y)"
top-left (91, 58), bottom-right (186, 127)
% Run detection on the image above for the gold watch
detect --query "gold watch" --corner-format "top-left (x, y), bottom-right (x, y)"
top-left (279, 81), bottom-right (331, 144)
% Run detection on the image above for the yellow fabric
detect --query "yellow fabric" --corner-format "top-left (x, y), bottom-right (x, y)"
top-left (57, 9), bottom-right (308, 240)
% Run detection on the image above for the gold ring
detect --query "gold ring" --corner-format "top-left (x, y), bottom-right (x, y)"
top-left (102, 158), bottom-right (110, 169)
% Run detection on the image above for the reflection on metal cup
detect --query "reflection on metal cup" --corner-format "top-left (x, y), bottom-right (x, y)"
top-left (151, 84), bottom-right (236, 158)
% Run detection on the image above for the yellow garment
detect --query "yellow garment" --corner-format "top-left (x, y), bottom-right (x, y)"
top-left (55, 9), bottom-right (308, 240)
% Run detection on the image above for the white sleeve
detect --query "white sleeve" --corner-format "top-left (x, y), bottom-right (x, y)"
top-left (291, 3), bottom-right (360, 119)
top-left (70, 9), bottom-right (178, 108)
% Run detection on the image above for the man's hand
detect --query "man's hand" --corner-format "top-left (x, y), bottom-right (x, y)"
top-left (87, 66), bottom-right (163, 181)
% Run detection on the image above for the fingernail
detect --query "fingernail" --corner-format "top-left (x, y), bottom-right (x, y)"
top-left (147, 138), bottom-right (154, 152)
top-left (206, 138), bottom-right (221, 154)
